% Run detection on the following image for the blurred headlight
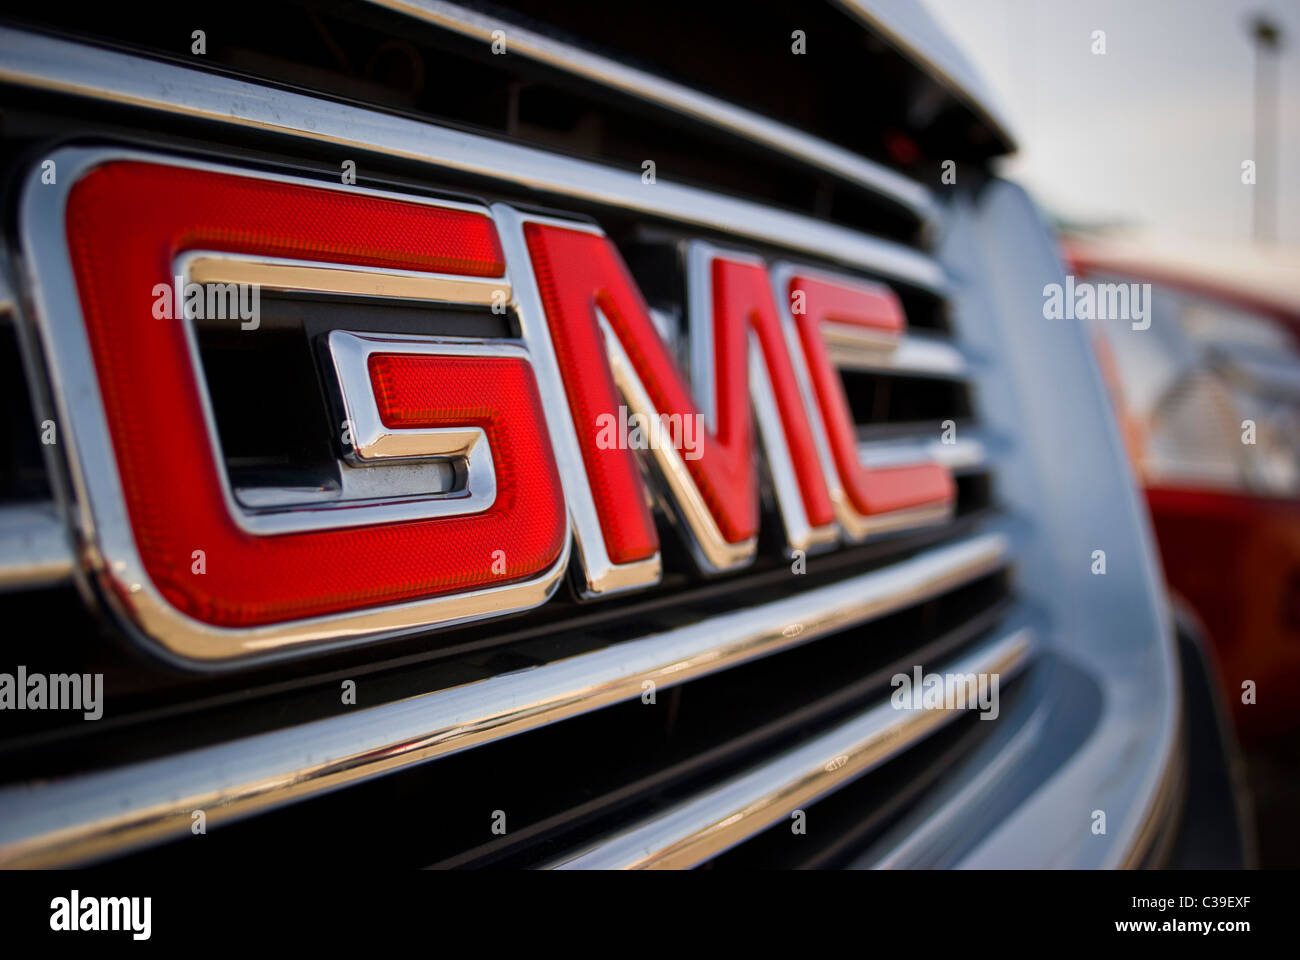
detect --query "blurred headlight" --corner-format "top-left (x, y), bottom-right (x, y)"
top-left (1091, 276), bottom-right (1300, 497)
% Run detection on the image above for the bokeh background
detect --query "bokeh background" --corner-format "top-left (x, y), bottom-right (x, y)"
top-left (922, 0), bottom-right (1300, 867)
top-left (922, 0), bottom-right (1300, 242)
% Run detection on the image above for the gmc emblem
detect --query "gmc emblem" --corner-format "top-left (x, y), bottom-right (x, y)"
top-left (23, 148), bottom-right (953, 665)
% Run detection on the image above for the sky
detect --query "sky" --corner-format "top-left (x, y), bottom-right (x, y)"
top-left (919, 0), bottom-right (1300, 247)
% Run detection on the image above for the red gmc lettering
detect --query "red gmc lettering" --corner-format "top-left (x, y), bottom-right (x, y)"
top-left (523, 221), bottom-right (953, 570)
top-left (787, 273), bottom-right (955, 531)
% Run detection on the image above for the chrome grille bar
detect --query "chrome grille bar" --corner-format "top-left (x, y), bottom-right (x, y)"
top-left (0, 503), bottom-right (73, 591)
top-left (858, 435), bottom-right (987, 474)
top-left (548, 626), bottom-right (1034, 869)
top-left (0, 27), bottom-right (945, 293)
top-left (829, 332), bottom-right (967, 377)
top-left (0, 532), bottom-right (1007, 867)
top-left (363, 0), bottom-right (936, 224)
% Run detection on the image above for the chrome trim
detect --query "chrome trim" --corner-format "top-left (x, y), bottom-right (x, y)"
top-left (772, 262), bottom-right (854, 537)
top-left (750, 343), bottom-right (839, 556)
top-left (854, 631), bottom-right (1184, 870)
top-left (858, 435), bottom-right (987, 473)
top-left (829, 331), bottom-right (968, 378)
top-left (853, 501), bottom-right (954, 537)
top-left (0, 502), bottom-right (74, 591)
top-left (362, 0), bottom-right (936, 224)
top-left (0, 532), bottom-right (1008, 867)
top-left (185, 253), bottom-right (510, 306)
top-left (1119, 705), bottom-right (1187, 869)
top-left (493, 204), bottom-right (662, 597)
top-left (0, 27), bottom-right (945, 293)
top-left (548, 626), bottom-right (1035, 869)
top-left (820, 319), bottom-right (904, 352)
top-left (177, 252), bottom-right (508, 537)
top-left (684, 241), bottom-right (744, 433)
top-left (19, 147), bottom-right (569, 665)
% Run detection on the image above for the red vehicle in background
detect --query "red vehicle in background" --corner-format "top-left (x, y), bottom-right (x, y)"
top-left (1070, 235), bottom-right (1300, 745)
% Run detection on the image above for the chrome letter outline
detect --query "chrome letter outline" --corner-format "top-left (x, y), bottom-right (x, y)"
top-left (22, 148), bottom-right (952, 666)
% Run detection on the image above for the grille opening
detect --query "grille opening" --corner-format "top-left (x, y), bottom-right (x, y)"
top-left (0, 0), bottom-right (933, 245)
top-left (196, 307), bottom-right (337, 496)
top-left (193, 291), bottom-right (512, 502)
top-left (476, 0), bottom-right (1008, 166)
top-left (101, 570), bottom-right (1011, 869)
top-left (896, 288), bottom-right (951, 335)
top-left (841, 371), bottom-right (973, 426)
top-left (954, 471), bottom-right (994, 517)
top-left (0, 319), bottom-right (49, 501)
top-left (703, 673), bottom-right (1028, 869)
top-left (510, 82), bottom-right (871, 232)
top-left (0, 583), bottom-right (124, 744)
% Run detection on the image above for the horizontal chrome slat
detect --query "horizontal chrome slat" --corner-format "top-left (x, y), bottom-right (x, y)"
top-left (0, 28), bottom-right (945, 293)
top-left (858, 435), bottom-right (986, 474)
top-left (365, 0), bottom-right (936, 223)
top-left (548, 626), bottom-right (1034, 869)
top-left (858, 692), bottom-right (1048, 868)
top-left (0, 502), bottom-right (73, 591)
top-left (829, 332), bottom-right (967, 378)
top-left (0, 532), bottom-right (1007, 867)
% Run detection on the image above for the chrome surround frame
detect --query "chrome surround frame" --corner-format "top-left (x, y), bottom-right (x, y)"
top-left (18, 147), bottom-right (570, 666)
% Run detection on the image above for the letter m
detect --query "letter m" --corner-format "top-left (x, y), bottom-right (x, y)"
top-left (518, 222), bottom-right (839, 573)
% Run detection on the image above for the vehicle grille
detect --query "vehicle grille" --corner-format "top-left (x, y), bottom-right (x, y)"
top-left (0, 1), bottom-right (1039, 868)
